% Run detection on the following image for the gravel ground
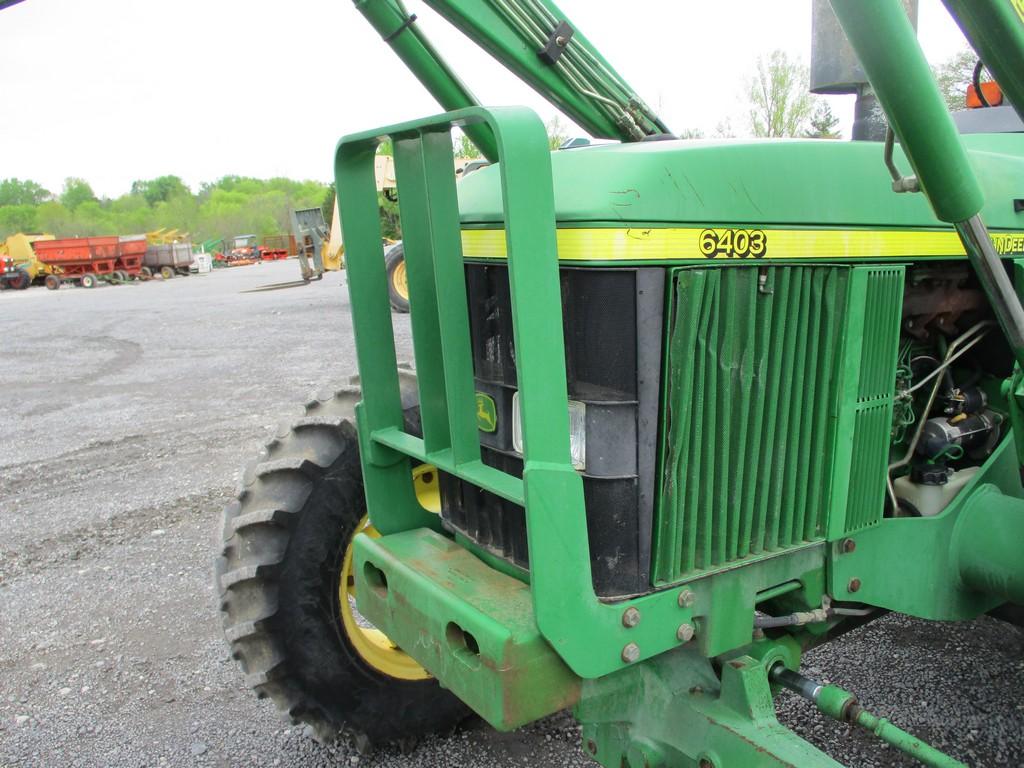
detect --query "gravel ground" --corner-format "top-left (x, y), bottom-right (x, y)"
top-left (1, 259), bottom-right (1022, 767)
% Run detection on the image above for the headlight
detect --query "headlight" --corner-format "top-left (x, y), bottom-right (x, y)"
top-left (511, 392), bottom-right (586, 471)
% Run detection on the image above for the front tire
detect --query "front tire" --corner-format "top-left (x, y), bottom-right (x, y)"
top-left (12, 270), bottom-right (30, 290)
top-left (216, 383), bottom-right (466, 745)
top-left (385, 244), bottom-right (410, 314)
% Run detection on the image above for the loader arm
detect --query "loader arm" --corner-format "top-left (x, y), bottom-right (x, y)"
top-left (828, 0), bottom-right (1024, 373)
top-left (353, 0), bottom-right (670, 161)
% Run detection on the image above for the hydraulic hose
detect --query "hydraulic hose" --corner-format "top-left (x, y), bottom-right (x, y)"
top-left (770, 665), bottom-right (966, 768)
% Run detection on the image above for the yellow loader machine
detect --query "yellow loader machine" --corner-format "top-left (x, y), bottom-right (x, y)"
top-left (0, 233), bottom-right (53, 289)
top-left (220, 0), bottom-right (1024, 765)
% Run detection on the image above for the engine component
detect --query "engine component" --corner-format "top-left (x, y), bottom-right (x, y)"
top-left (917, 409), bottom-right (1002, 460)
top-left (887, 321), bottom-right (995, 511)
top-left (901, 265), bottom-right (985, 339)
top-left (940, 385), bottom-right (987, 416)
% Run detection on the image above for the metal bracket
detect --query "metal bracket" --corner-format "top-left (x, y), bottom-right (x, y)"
top-left (883, 128), bottom-right (920, 194)
top-left (538, 20), bottom-right (574, 65)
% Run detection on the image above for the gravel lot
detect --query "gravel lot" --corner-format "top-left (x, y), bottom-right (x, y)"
top-left (1, 259), bottom-right (1022, 767)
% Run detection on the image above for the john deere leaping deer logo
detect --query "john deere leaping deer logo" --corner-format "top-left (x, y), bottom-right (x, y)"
top-left (475, 393), bottom-right (497, 433)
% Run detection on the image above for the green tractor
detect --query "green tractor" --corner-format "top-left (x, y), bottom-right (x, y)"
top-left (217, 1), bottom-right (1024, 765)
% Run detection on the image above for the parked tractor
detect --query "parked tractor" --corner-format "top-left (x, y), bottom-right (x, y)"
top-left (0, 256), bottom-right (30, 290)
top-left (220, 234), bottom-right (262, 265)
top-left (217, 1), bottom-right (1024, 767)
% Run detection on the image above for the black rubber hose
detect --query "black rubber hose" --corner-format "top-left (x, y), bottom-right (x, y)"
top-left (973, 60), bottom-right (991, 108)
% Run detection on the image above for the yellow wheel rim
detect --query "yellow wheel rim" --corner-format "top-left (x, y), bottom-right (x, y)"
top-left (339, 515), bottom-right (429, 680)
top-left (392, 259), bottom-right (409, 301)
top-left (411, 463), bottom-right (441, 513)
top-left (337, 465), bottom-right (439, 680)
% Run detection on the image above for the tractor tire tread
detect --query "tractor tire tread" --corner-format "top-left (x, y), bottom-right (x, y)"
top-left (217, 382), bottom-right (463, 746)
top-left (230, 508), bottom-right (292, 533)
top-left (384, 244), bottom-right (410, 314)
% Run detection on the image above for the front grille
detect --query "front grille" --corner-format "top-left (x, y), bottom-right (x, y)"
top-left (440, 263), bottom-right (664, 597)
top-left (652, 265), bottom-right (903, 585)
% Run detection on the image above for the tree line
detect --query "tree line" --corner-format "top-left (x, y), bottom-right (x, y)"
top-left (0, 175), bottom-right (332, 243)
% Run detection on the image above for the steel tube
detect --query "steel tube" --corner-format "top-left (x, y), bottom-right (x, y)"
top-left (769, 665), bottom-right (822, 702)
top-left (852, 708), bottom-right (966, 768)
top-left (955, 215), bottom-right (1024, 368)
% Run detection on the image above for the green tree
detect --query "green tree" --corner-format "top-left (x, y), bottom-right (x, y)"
top-left (60, 177), bottom-right (97, 211)
top-left (0, 178), bottom-right (50, 207)
top-left (545, 115), bottom-right (569, 150)
top-left (155, 194), bottom-right (200, 236)
top-left (378, 193), bottom-right (401, 240)
top-left (109, 193), bottom-right (154, 235)
top-left (678, 128), bottom-right (705, 140)
top-left (321, 182), bottom-right (336, 229)
top-left (131, 175), bottom-right (190, 206)
top-left (0, 205), bottom-right (39, 236)
top-left (454, 132), bottom-right (482, 159)
top-left (0, 175), bottom-right (331, 242)
top-left (34, 201), bottom-right (72, 235)
top-left (803, 102), bottom-right (841, 139)
top-left (747, 50), bottom-right (813, 138)
top-left (69, 200), bottom-right (115, 236)
top-left (932, 47), bottom-right (979, 112)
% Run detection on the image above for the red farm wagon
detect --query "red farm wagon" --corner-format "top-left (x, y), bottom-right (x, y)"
top-left (115, 235), bottom-right (148, 282)
top-left (33, 235), bottom-right (149, 289)
top-left (32, 236), bottom-right (118, 289)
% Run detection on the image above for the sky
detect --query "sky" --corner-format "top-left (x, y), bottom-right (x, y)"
top-left (1, 0), bottom-right (970, 199)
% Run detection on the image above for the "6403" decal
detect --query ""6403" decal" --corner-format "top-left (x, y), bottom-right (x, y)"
top-left (698, 228), bottom-right (768, 259)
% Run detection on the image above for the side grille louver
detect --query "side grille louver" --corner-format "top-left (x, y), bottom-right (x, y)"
top-left (653, 265), bottom-right (903, 585)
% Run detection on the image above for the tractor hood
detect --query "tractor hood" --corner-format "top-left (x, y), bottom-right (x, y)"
top-left (456, 133), bottom-right (1024, 231)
